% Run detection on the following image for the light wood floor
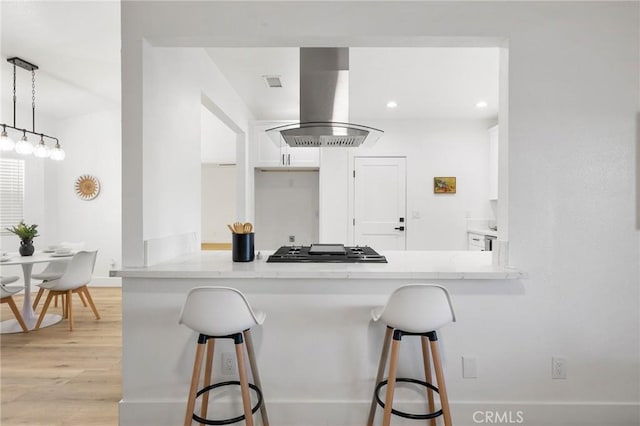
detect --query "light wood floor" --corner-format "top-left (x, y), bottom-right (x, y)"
top-left (0, 287), bottom-right (121, 426)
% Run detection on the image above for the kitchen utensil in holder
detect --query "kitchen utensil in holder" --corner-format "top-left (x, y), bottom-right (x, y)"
top-left (233, 233), bottom-right (255, 262)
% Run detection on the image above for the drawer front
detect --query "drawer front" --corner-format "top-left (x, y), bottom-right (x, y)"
top-left (468, 233), bottom-right (485, 250)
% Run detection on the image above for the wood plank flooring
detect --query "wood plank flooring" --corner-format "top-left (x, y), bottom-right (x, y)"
top-left (1, 287), bottom-right (121, 426)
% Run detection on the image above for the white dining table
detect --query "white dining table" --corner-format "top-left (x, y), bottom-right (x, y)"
top-left (0, 251), bottom-right (74, 333)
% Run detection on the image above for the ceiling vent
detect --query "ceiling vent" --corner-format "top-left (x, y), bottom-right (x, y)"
top-left (263, 75), bottom-right (283, 88)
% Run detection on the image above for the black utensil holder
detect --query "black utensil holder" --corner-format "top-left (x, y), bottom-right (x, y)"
top-left (232, 233), bottom-right (255, 262)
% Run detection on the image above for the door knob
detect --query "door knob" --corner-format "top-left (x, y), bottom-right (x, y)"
top-left (394, 226), bottom-right (405, 231)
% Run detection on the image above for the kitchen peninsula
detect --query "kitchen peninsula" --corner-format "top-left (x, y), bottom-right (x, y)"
top-left (113, 250), bottom-right (524, 426)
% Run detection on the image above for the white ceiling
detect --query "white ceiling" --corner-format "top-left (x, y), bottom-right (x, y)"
top-left (0, 2), bottom-right (121, 121)
top-left (0, 2), bottom-right (498, 125)
top-left (206, 47), bottom-right (499, 122)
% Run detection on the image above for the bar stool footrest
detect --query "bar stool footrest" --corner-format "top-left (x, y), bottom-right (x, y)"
top-left (192, 380), bottom-right (263, 425)
top-left (374, 377), bottom-right (443, 420)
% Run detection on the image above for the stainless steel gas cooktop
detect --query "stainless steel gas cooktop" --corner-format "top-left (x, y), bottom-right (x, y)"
top-left (267, 244), bottom-right (387, 263)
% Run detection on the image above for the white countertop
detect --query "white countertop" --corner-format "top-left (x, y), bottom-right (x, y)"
top-left (111, 250), bottom-right (525, 280)
top-left (467, 227), bottom-right (498, 237)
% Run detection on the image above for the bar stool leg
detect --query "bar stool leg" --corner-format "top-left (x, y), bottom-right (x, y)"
top-left (184, 336), bottom-right (206, 426)
top-left (429, 336), bottom-right (452, 426)
top-left (200, 338), bottom-right (215, 425)
top-left (368, 326), bottom-right (393, 426)
top-left (243, 329), bottom-right (269, 426)
top-left (235, 337), bottom-right (254, 426)
top-left (383, 332), bottom-right (402, 426)
top-left (421, 336), bottom-right (436, 426)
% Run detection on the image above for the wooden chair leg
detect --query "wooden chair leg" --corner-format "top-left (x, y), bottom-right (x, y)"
top-left (382, 335), bottom-right (401, 426)
top-left (243, 329), bottom-right (269, 426)
top-left (200, 338), bottom-right (215, 425)
top-left (430, 338), bottom-right (452, 426)
top-left (368, 326), bottom-right (393, 426)
top-left (78, 291), bottom-right (87, 308)
top-left (6, 297), bottom-right (29, 332)
top-left (32, 288), bottom-right (45, 310)
top-left (184, 339), bottom-right (206, 426)
top-left (54, 294), bottom-right (59, 308)
top-left (61, 294), bottom-right (67, 318)
top-left (235, 339), bottom-right (254, 426)
top-left (421, 336), bottom-right (436, 426)
top-left (35, 292), bottom-right (55, 330)
top-left (67, 290), bottom-right (74, 331)
top-left (81, 286), bottom-right (101, 319)
top-left (78, 289), bottom-right (88, 307)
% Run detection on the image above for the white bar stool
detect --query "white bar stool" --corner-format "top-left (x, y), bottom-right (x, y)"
top-left (367, 284), bottom-right (456, 426)
top-left (179, 286), bottom-right (269, 426)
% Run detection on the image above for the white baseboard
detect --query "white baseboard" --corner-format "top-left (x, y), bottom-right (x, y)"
top-left (119, 399), bottom-right (640, 426)
top-left (89, 276), bottom-right (122, 287)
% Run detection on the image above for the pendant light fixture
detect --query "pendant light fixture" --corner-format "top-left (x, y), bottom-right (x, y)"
top-left (1, 57), bottom-right (64, 160)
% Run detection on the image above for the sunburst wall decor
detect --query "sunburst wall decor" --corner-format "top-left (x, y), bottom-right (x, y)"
top-left (75, 174), bottom-right (100, 200)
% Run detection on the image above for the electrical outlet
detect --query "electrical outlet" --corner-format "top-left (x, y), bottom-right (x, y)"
top-left (222, 352), bottom-right (236, 374)
top-left (552, 357), bottom-right (567, 379)
top-left (289, 235), bottom-right (295, 243)
top-left (462, 356), bottom-right (477, 378)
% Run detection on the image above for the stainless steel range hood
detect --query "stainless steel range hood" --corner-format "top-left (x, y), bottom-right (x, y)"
top-left (266, 48), bottom-right (383, 147)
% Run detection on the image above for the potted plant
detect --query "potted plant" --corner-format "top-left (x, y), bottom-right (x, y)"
top-left (6, 221), bottom-right (39, 256)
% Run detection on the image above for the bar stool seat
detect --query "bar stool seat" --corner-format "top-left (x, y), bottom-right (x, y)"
top-left (179, 286), bottom-right (269, 426)
top-left (368, 284), bottom-right (456, 426)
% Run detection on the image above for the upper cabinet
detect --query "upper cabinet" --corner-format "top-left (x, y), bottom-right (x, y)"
top-left (488, 125), bottom-right (498, 200)
top-left (253, 121), bottom-right (320, 168)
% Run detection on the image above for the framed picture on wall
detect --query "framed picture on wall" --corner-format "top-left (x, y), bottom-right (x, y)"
top-left (434, 177), bottom-right (456, 194)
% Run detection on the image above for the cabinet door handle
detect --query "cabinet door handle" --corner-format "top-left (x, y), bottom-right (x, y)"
top-left (394, 226), bottom-right (405, 231)
top-left (287, 153), bottom-right (291, 165)
top-left (472, 238), bottom-right (481, 241)
top-left (282, 154), bottom-right (285, 166)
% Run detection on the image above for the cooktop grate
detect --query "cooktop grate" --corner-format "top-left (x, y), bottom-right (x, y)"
top-left (267, 245), bottom-right (387, 263)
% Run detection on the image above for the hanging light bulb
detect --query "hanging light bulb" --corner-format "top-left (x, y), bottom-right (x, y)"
top-left (50, 141), bottom-right (65, 161)
top-left (14, 131), bottom-right (33, 155)
top-left (0, 125), bottom-right (15, 151)
top-left (33, 134), bottom-right (51, 158)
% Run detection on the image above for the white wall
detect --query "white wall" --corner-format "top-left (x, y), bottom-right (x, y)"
top-left (254, 169), bottom-right (319, 249)
top-left (50, 109), bottom-right (121, 279)
top-left (122, 2), bottom-right (639, 423)
top-left (138, 46), bottom-right (253, 265)
top-left (200, 104), bottom-right (236, 164)
top-left (320, 119), bottom-right (494, 249)
top-left (201, 164), bottom-right (235, 243)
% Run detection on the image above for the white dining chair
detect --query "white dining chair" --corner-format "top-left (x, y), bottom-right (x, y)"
top-left (32, 260), bottom-right (71, 310)
top-left (35, 250), bottom-right (100, 331)
top-left (33, 242), bottom-right (85, 311)
top-left (1, 276), bottom-right (29, 332)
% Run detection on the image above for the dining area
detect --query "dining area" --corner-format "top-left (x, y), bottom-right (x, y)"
top-left (0, 240), bottom-right (101, 334)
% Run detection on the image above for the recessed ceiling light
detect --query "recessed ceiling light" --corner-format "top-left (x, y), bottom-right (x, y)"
top-left (476, 101), bottom-right (488, 109)
top-left (386, 101), bottom-right (398, 109)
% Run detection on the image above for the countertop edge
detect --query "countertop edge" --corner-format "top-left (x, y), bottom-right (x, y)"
top-left (110, 250), bottom-right (526, 280)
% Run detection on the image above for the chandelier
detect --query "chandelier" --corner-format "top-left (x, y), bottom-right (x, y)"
top-left (0, 57), bottom-right (64, 160)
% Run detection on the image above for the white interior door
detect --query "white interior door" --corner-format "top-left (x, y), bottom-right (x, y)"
top-left (354, 157), bottom-right (407, 250)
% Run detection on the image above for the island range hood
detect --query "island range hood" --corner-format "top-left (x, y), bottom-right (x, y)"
top-left (266, 48), bottom-right (383, 147)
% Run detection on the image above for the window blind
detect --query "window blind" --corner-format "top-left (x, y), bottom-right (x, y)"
top-left (0, 158), bottom-right (25, 232)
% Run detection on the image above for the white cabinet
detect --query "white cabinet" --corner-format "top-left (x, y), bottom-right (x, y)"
top-left (467, 232), bottom-right (486, 251)
top-left (488, 125), bottom-right (499, 200)
top-left (253, 121), bottom-right (319, 168)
